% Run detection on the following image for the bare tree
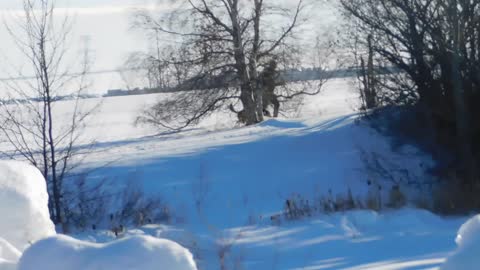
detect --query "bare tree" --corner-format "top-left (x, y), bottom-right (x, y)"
top-left (121, 44), bottom-right (180, 91)
top-left (0, 0), bottom-right (99, 229)
top-left (133, 0), bottom-right (324, 129)
top-left (340, 0), bottom-right (480, 199)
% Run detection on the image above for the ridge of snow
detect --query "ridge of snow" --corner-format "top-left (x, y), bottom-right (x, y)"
top-left (0, 161), bottom-right (55, 252)
top-left (18, 234), bottom-right (197, 270)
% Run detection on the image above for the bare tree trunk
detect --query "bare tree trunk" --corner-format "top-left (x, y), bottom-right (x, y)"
top-left (251, 0), bottom-right (264, 122)
top-left (240, 86), bottom-right (258, 125)
top-left (46, 88), bottom-right (62, 225)
top-left (450, 0), bottom-right (477, 187)
top-left (366, 35), bottom-right (377, 109)
top-left (36, 28), bottom-right (62, 225)
top-left (230, 0), bottom-right (259, 125)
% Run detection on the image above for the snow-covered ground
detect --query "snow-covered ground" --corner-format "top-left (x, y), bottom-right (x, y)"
top-left (0, 161), bottom-right (54, 269)
top-left (0, 161), bottom-right (197, 270)
top-left (441, 215), bottom-right (480, 270)
top-left (0, 161), bottom-right (55, 252)
top-left (0, 78), bottom-right (476, 269)
top-left (17, 235), bottom-right (197, 270)
top-left (68, 79), bottom-right (434, 229)
top-left (68, 209), bottom-right (466, 270)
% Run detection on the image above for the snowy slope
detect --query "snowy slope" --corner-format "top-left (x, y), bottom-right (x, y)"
top-left (72, 209), bottom-right (467, 270)
top-left (84, 113), bottom-right (432, 230)
top-left (68, 79), bottom-right (431, 231)
top-left (58, 78), bottom-right (466, 269)
top-left (0, 78), bottom-right (475, 269)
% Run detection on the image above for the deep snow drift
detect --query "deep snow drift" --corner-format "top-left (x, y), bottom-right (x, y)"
top-left (18, 235), bottom-right (197, 270)
top-left (0, 161), bottom-right (55, 252)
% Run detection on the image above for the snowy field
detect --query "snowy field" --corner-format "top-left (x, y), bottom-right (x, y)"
top-left (0, 78), bottom-right (476, 269)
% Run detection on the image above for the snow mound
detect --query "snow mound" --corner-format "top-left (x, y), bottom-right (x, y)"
top-left (0, 259), bottom-right (16, 270)
top-left (18, 235), bottom-right (198, 270)
top-left (341, 210), bottom-right (379, 237)
top-left (0, 238), bottom-right (18, 270)
top-left (0, 161), bottom-right (55, 252)
top-left (455, 215), bottom-right (480, 248)
top-left (0, 238), bottom-right (20, 263)
top-left (442, 215), bottom-right (480, 270)
top-left (336, 209), bottom-right (452, 239)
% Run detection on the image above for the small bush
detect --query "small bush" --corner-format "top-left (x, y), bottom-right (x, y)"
top-left (110, 181), bottom-right (171, 230)
top-left (272, 183), bottom-right (405, 225)
top-left (63, 176), bottom-right (108, 232)
top-left (63, 176), bottom-right (171, 232)
top-left (284, 194), bottom-right (314, 220)
top-left (274, 189), bottom-right (362, 224)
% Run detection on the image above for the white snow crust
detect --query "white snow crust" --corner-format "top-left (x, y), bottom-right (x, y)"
top-left (0, 161), bottom-right (55, 252)
top-left (442, 215), bottom-right (480, 270)
top-left (18, 234), bottom-right (197, 270)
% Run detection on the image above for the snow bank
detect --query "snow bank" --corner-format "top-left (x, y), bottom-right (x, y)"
top-left (442, 215), bottom-right (480, 270)
top-left (0, 161), bottom-right (55, 252)
top-left (18, 235), bottom-right (197, 270)
top-left (338, 209), bottom-right (445, 237)
top-left (0, 238), bottom-right (18, 270)
top-left (0, 238), bottom-right (20, 263)
top-left (0, 259), bottom-right (16, 270)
